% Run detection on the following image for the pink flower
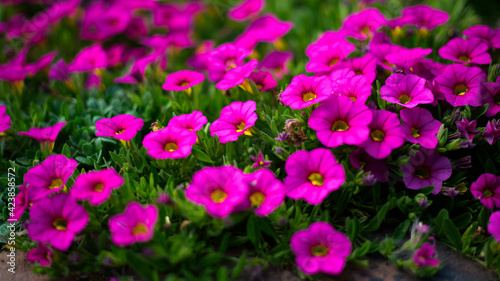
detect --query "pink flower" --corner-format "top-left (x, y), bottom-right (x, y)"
top-left (305, 40), bottom-right (356, 73)
top-left (167, 110), bottom-right (208, 132)
top-left (401, 5), bottom-right (449, 30)
top-left (0, 105), bottom-right (11, 133)
top-left (95, 114), bottom-right (144, 141)
top-left (471, 173), bottom-right (500, 210)
top-left (109, 202), bottom-right (158, 247)
top-left (114, 55), bottom-right (155, 84)
top-left (401, 149), bottom-right (452, 194)
top-left (142, 127), bottom-right (197, 159)
top-left (162, 70), bottom-right (205, 91)
top-left (350, 148), bottom-right (389, 183)
top-left (341, 8), bottom-right (386, 40)
top-left (27, 193), bottom-right (89, 251)
top-left (331, 75), bottom-right (372, 104)
top-left (309, 96), bottom-right (372, 147)
top-left (68, 44), bottom-right (107, 73)
top-left (284, 148), bottom-right (345, 205)
top-left (439, 38), bottom-right (491, 65)
top-left (386, 47), bottom-right (432, 71)
top-left (369, 43), bottom-right (406, 70)
top-left (400, 107), bottom-right (442, 149)
top-left (152, 2), bottom-right (202, 31)
top-left (334, 54), bottom-right (377, 84)
top-left (290, 222), bottom-right (351, 275)
top-left (412, 243), bottom-right (440, 267)
top-left (482, 77), bottom-right (500, 117)
top-left (280, 75), bottom-right (332, 110)
top-left (24, 155), bottom-right (77, 201)
top-left (228, 0), bottom-right (264, 22)
top-left (49, 59), bottom-right (70, 82)
top-left (380, 73), bottom-right (434, 108)
top-left (259, 51), bottom-right (293, 79)
top-left (249, 71), bottom-right (277, 91)
top-left (306, 31), bottom-right (347, 57)
top-left (27, 243), bottom-right (53, 267)
top-left (11, 183), bottom-right (34, 221)
top-left (71, 168), bottom-right (124, 206)
top-left (235, 14), bottom-right (293, 49)
top-left (187, 40), bottom-right (215, 71)
top-left (80, 3), bottom-right (132, 41)
top-left (434, 64), bottom-right (485, 107)
top-left (207, 43), bottom-right (251, 82)
top-left (361, 110), bottom-right (405, 159)
top-left (216, 59), bottom-right (258, 90)
top-left (250, 151), bottom-right (272, 168)
top-left (456, 118), bottom-right (480, 140)
top-left (463, 25), bottom-right (500, 49)
top-left (239, 169), bottom-right (285, 217)
top-left (186, 166), bottom-right (248, 218)
top-left (18, 121), bottom-right (67, 155)
top-left (488, 211), bottom-right (500, 242)
top-left (210, 100), bottom-right (258, 143)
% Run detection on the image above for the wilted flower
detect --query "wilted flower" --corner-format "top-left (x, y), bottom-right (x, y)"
top-left (18, 121), bottom-right (67, 155)
top-left (280, 74), bottom-right (332, 110)
top-left (290, 222), bottom-right (351, 275)
top-left (109, 202), bottom-right (158, 247)
top-left (27, 243), bottom-right (53, 267)
top-left (71, 168), bottom-right (124, 206)
top-left (438, 38), bottom-right (491, 65)
top-left (142, 127), bottom-right (197, 159)
top-left (210, 100), bottom-right (257, 143)
top-left (283, 120), bottom-right (307, 147)
top-left (470, 173), bottom-right (500, 210)
top-left (401, 149), bottom-right (452, 194)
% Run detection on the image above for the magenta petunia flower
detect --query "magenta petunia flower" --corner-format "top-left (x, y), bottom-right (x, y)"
top-left (152, 2), bottom-right (202, 31)
top-left (249, 71), bottom-right (277, 91)
top-left (235, 14), bottom-right (293, 49)
top-left (186, 166), bottom-right (248, 218)
top-left (434, 64), bottom-right (485, 107)
top-left (483, 77), bottom-right (500, 117)
top-left (306, 31), bottom-right (347, 57)
top-left (142, 127), bottom-right (197, 159)
top-left (334, 54), bottom-right (377, 84)
top-left (114, 55), bottom-right (155, 84)
top-left (250, 151), bottom-right (272, 168)
top-left (331, 75), bottom-right (372, 104)
top-left (259, 51), bottom-right (293, 79)
top-left (340, 8), bottom-right (386, 40)
top-left (162, 70), bottom-right (205, 91)
top-left (456, 118), bottom-right (480, 140)
top-left (463, 25), bottom-right (500, 49)
top-left (49, 58), bottom-right (70, 82)
top-left (385, 47), bottom-right (432, 71)
top-left (238, 169), bottom-right (285, 217)
top-left (380, 74), bottom-right (434, 108)
top-left (109, 202), bottom-right (158, 247)
top-left (361, 110), bottom-right (405, 159)
top-left (280, 75), bottom-right (332, 110)
top-left (228, 0), bottom-right (264, 22)
top-left (71, 168), bottom-right (124, 206)
top-left (309, 96), bottom-right (372, 147)
top-left (168, 110), bottom-right (208, 132)
top-left (369, 43), bottom-right (406, 70)
top-left (349, 148), bottom-right (389, 183)
top-left (400, 107), bottom-right (441, 149)
top-left (24, 155), bottom-right (77, 201)
top-left (438, 38), bottom-right (491, 65)
top-left (305, 41), bottom-right (356, 73)
top-left (488, 211), bottom-right (500, 242)
top-left (80, 3), bottom-right (132, 41)
top-left (290, 222), bottom-right (351, 275)
top-left (18, 121), bottom-right (67, 155)
top-left (412, 243), bottom-right (440, 267)
top-left (27, 243), bottom-right (53, 267)
top-left (210, 100), bottom-right (258, 143)
top-left (401, 149), bottom-right (452, 194)
top-left (207, 43), bottom-right (251, 82)
top-left (0, 105), bottom-right (11, 133)
top-left (68, 44), bottom-right (107, 73)
top-left (216, 59), bottom-right (258, 90)
top-left (95, 114), bottom-right (144, 141)
top-left (401, 5), bottom-right (449, 30)
top-left (187, 40), bottom-right (215, 71)
top-left (470, 173), bottom-right (500, 210)
top-left (284, 148), bottom-right (345, 205)
top-left (11, 183), bottom-right (33, 221)
top-left (27, 193), bottom-right (89, 251)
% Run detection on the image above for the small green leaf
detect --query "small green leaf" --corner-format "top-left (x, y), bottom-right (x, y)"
top-left (443, 219), bottom-right (462, 250)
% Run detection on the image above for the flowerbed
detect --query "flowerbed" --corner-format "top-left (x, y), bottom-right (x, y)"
top-left (1, 0), bottom-right (500, 280)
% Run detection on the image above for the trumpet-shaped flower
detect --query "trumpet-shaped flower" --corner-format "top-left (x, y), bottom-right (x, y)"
top-left (24, 155), bottom-right (77, 201)
top-left (109, 202), bottom-right (158, 247)
top-left (142, 127), bottom-right (197, 159)
top-left (401, 149), bottom-right (452, 194)
top-left (386, 47), bottom-right (432, 71)
top-left (284, 148), bottom-right (345, 205)
top-left (216, 59), bottom-right (258, 90)
top-left (306, 41), bottom-right (356, 73)
top-left (290, 222), bottom-right (351, 275)
top-left (207, 43), bottom-right (251, 82)
top-left (488, 212), bottom-right (500, 242)
top-left (259, 51), bottom-right (293, 79)
top-left (331, 75), bottom-right (372, 104)
top-left (471, 173), bottom-right (500, 210)
top-left (249, 71), bottom-right (277, 91)
top-left (281, 75), bottom-right (332, 110)
top-left (168, 111), bottom-right (208, 132)
top-left (71, 168), bottom-right (124, 206)
top-left (49, 59), bottom-right (70, 82)
top-left (228, 0), bottom-right (264, 22)
top-left (95, 114), bottom-right (144, 141)
top-left (434, 64), bottom-right (485, 107)
top-left (380, 73), bottom-right (434, 108)
top-left (235, 14), bottom-right (293, 48)
top-left (309, 96), bottom-right (372, 147)
top-left (340, 8), bottom-right (386, 40)
top-left (369, 43), bottom-right (406, 70)
top-left (186, 166), bottom-right (248, 218)
top-left (439, 38), bottom-right (491, 65)
top-left (27, 243), bottom-right (53, 267)
top-left (334, 54), bottom-right (377, 84)
top-left (210, 100), bottom-right (258, 143)
top-left (361, 110), bottom-right (405, 159)
top-left (463, 25), bottom-right (500, 49)
top-left (162, 70), bottom-right (205, 91)
top-left (0, 105), bottom-right (11, 133)
top-left (400, 107), bottom-right (441, 149)
top-left (401, 5), bottom-right (449, 30)
top-left (27, 193), bottom-right (89, 251)
top-left (18, 121), bottom-right (67, 155)
top-left (239, 169), bottom-right (285, 217)
top-left (68, 44), bottom-right (107, 72)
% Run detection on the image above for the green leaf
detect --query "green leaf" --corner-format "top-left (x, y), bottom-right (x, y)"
top-left (393, 219), bottom-right (411, 241)
top-left (230, 251), bottom-right (247, 280)
top-left (192, 146), bottom-right (214, 163)
top-left (379, 237), bottom-right (395, 257)
top-left (126, 251), bottom-right (153, 280)
top-left (246, 215), bottom-right (260, 247)
top-left (443, 219), bottom-right (462, 250)
top-left (452, 213), bottom-right (472, 230)
top-left (433, 209), bottom-right (449, 236)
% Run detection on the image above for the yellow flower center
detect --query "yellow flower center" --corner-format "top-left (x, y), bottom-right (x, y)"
top-left (311, 245), bottom-right (328, 256)
top-left (308, 173), bottom-right (324, 187)
top-left (414, 167), bottom-right (430, 179)
top-left (164, 142), bottom-right (178, 152)
top-left (249, 192), bottom-right (266, 207)
top-left (94, 183), bottom-right (104, 192)
top-left (302, 92), bottom-right (317, 102)
top-left (483, 189), bottom-right (493, 198)
top-left (236, 122), bottom-right (246, 133)
top-left (458, 55), bottom-right (471, 62)
top-left (115, 129), bottom-right (125, 135)
top-left (132, 223), bottom-right (148, 235)
top-left (399, 94), bottom-right (411, 104)
top-left (494, 95), bottom-right (500, 105)
top-left (349, 96), bottom-right (357, 102)
top-left (328, 57), bottom-right (339, 67)
top-left (454, 84), bottom-right (468, 96)
top-left (360, 26), bottom-right (370, 35)
top-left (371, 129), bottom-right (385, 142)
top-left (179, 81), bottom-right (190, 87)
top-left (210, 190), bottom-right (227, 203)
top-left (331, 120), bottom-right (349, 132)
top-left (410, 127), bottom-right (420, 138)
top-left (49, 178), bottom-right (63, 189)
top-left (53, 218), bottom-right (67, 231)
